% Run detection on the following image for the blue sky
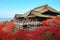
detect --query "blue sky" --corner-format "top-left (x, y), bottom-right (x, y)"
top-left (0, 0), bottom-right (60, 18)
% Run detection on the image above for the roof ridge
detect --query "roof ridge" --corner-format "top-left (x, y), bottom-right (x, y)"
top-left (33, 4), bottom-right (48, 10)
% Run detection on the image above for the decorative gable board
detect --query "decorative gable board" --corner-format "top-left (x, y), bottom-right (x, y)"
top-left (27, 12), bottom-right (36, 17)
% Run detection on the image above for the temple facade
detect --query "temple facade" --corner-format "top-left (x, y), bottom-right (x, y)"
top-left (14, 5), bottom-right (60, 30)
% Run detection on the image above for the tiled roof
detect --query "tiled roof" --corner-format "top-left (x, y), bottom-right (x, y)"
top-left (15, 4), bottom-right (60, 18)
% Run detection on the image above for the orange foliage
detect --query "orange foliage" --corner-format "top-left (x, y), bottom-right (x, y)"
top-left (41, 16), bottom-right (60, 26)
top-left (0, 17), bottom-right (60, 40)
top-left (0, 20), bottom-right (15, 32)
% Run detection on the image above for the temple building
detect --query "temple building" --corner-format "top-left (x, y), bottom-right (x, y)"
top-left (14, 5), bottom-right (60, 30)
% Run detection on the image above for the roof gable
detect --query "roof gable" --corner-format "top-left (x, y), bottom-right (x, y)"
top-left (33, 5), bottom-right (58, 13)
